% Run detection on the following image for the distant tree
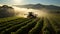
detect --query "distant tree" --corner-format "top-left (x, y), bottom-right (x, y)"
top-left (0, 5), bottom-right (15, 18)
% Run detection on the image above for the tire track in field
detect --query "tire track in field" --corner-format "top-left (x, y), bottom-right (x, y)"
top-left (28, 17), bottom-right (44, 34)
top-left (41, 17), bottom-right (56, 34)
top-left (0, 18), bottom-right (29, 32)
top-left (47, 17), bottom-right (60, 34)
top-left (15, 18), bottom-right (40, 34)
top-left (0, 18), bottom-right (34, 34)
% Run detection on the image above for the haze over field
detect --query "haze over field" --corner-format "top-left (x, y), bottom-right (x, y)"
top-left (0, 0), bottom-right (60, 34)
top-left (12, 6), bottom-right (49, 17)
top-left (0, 0), bottom-right (60, 18)
top-left (0, 4), bottom-right (60, 18)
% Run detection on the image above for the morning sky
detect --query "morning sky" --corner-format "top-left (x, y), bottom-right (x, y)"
top-left (0, 0), bottom-right (60, 6)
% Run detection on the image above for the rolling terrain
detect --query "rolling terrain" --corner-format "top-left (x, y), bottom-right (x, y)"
top-left (0, 13), bottom-right (60, 34)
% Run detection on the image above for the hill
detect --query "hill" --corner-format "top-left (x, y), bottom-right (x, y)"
top-left (14, 3), bottom-right (60, 13)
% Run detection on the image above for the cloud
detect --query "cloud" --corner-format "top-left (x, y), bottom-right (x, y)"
top-left (13, 0), bottom-right (24, 5)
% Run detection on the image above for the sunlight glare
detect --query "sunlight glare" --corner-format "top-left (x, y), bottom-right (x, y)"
top-left (12, 6), bottom-right (48, 18)
top-left (13, 0), bottom-right (23, 5)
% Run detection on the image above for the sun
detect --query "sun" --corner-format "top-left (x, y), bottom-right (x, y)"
top-left (13, 0), bottom-right (23, 5)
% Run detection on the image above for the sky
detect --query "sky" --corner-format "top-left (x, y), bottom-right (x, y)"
top-left (0, 0), bottom-right (60, 6)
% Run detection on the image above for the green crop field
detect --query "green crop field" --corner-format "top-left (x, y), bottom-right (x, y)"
top-left (0, 14), bottom-right (60, 34)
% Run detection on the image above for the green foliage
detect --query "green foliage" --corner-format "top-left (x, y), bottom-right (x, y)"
top-left (0, 14), bottom-right (60, 34)
top-left (28, 18), bottom-right (43, 34)
top-left (16, 18), bottom-right (39, 34)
